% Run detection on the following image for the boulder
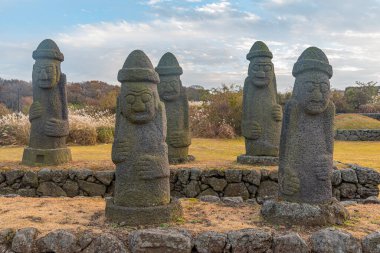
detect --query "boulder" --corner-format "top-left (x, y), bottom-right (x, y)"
top-left (129, 229), bottom-right (192, 253)
top-left (310, 228), bottom-right (361, 253)
top-left (195, 231), bottom-right (227, 253)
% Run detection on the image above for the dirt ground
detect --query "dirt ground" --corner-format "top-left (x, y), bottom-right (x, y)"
top-left (0, 197), bottom-right (378, 239)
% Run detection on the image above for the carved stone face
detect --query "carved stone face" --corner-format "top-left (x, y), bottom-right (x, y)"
top-left (121, 83), bottom-right (157, 124)
top-left (296, 71), bottom-right (331, 115)
top-left (33, 60), bottom-right (60, 89)
top-left (158, 76), bottom-right (181, 101)
top-left (248, 57), bottom-right (274, 88)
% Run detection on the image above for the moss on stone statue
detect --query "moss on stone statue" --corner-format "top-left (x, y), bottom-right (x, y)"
top-left (156, 52), bottom-right (192, 164)
top-left (238, 41), bottom-right (282, 165)
top-left (106, 50), bottom-right (182, 225)
top-left (22, 39), bottom-right (71, 166)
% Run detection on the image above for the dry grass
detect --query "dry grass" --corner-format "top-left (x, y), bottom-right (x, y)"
top-left (0, 197), bottom-right (378, 239)
top-left (335, 113), bottom-right (380, 130)
top-left (1, 138), bottom-right (380, 171)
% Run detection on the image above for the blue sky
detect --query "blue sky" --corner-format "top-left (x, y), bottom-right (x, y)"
top-left (1, 0), bottom-right (380, 91)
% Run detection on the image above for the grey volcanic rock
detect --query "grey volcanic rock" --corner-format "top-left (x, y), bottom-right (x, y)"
top-left (37, 229), bottom-right (79, 253)
top-left (227, 229), bottom-right (272, 253)
top-left (261, 199), bottom-right (349, 226)
top-left (195, 231), bottom-right (227, 253)
top-left (273, 233), bottom-right (308, 253)
top-left (22, 39), bottom-right (72, 166)
top-left (37, 182), bottom-right (66, 197)
top-left (310, 228), bottom-right (362, 253)
top-left (263, 47), bottom-right (349, 226)
top-left (11, 228), bottom-right (38, 253)
top-left (208, 177), bottom-right (227, 192)
top-left (222, 196), bottom-right (244, 206)
top-left (5, 170), bottom-right (23, 185)
top-left (156, 52), bottom-right (192, 164)
top-left (105, 50), bottom-right (182, 225)
top-left (278, 46), bottom-right (335, 204)
top-left (362, 231), bottom-right (380, 253)
top-left (239, 41), bottom-right (282, 164)
top-left (78, 180), bottom-right (106, 196)
top-left (224, 183), bottom-right (249, 200)
top-left (22, 172), bottom-right (38, 188)
top-left (129, 229), bottom-right (192, 253)
top-left (82, 233), bottom-right (126, 253)
top-left (341, 168), bottom-right (358, 183)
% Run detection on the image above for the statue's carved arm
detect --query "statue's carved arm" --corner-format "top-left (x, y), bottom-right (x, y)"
top-left (111, 138), bottom-right (131, 164)
top-left (29, 102), bottom-right (43, 122)
top-left (137, 154), bottom-right (170, 180)
top-left (44, 118), bottom-right (69, 137)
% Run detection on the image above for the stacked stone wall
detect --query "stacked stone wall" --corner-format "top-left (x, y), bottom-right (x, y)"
top-left (0, 166), bottom-right (378, 202)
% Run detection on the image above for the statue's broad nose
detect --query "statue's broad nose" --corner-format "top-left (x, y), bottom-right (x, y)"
top-left (40, 69), bottom-right (48, 80)
top-left (255, 71), bottom-right (265, 78)
top-left (133, 98), bottom-right (146, 112)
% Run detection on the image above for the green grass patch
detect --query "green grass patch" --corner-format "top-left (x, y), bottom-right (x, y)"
top-left (335, 114), bottom-right (380, 130)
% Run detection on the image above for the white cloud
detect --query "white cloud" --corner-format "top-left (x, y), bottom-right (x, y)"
top-left (195, 0), bottom-right (231, 14)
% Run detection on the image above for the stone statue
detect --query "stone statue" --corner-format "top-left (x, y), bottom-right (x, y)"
top-left (105, 50), bottom-right (182, 225)
top-left (156, 52), bottom-right (193, 164)
top-left (237, 41), bottom-right (282, 165)
top-left (22, 39), bottom-right (72, 166)
top-left (261, 47), bottom-right (349, 226)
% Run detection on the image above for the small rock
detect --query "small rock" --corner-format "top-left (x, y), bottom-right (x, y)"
top-left (199, 195), bottom-right (221, 203)
top-left (51, 170), bottom-right (68, 184)
top-left (0, 228), bottom-right (15, 245)
top-left (78, 180), bottom-right (106, 196)
top-left (75, 169), bottom-right (93, 180)
top-left (17, 188), bottom-right (36, 197)
top-left (332, 170), bottom-right (342, 186)
top-left (37, 168), bottom-right (52, 182)
top-left (177, 169), bottom-right (190, 184)
top-left (227, 229), bottom-right (272, 253)
top-left (184, 180), bottom-right (200, 198)
top-left (363, 196), bottom-right (380, 204)
top-left (269, 170), bottom-right (278, 182)
top-left (273, 233), bottom-right (308, 253)
top-left (257, 180), bottom-right (278, 201)
top-left (37, 182), bottom-right (67, 197)
top-left (5, 170), bottom-right (24, 185)
top-left (11, 227), bottom-right (39, 253)
top-left (362, 231), bottom-right (380, 253)
top-left (225, 169), bottom-right (242, 183)
top-left (242, 170), bottom-right (261, 186)
top-left (82, 233), bottom-right (126, 253)
top-left (195, 231), bottom-right (227, 253)
top-left (94, 171), bottom-right (114, 186)
top-left (310, 228), bottom-right (361, 253)
top-left (129, 229), bottom-right (192, 253)
top-left (222, 197), bottom-right (244, 206)
top-left (198, 188), bottom-right (219, 197)
top-left (22, 172), bottom-right (38, 188)
top-left (224, 183), bottom-right (249, 200)
top-left (246, 198), bottom-right (258, 205)
top-left (208, 177), bottom-right (227, 192)
top-left (62, 180), bottom-right (79, 197)
top-left (339, 183), bottom-right (357, 199)
top-left (37, 229), bottom-right (80, 253)
top-left (341, 169), bottom-right (358, 183)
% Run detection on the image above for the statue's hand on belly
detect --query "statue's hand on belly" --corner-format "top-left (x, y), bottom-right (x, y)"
top-left (281, 170), bottom-right (300, 196)
top-left (245, 121), bottom-right (262, 140)
top-left (112, 139), bottom-right (132, 164)
top-left (44, 118), bottom-right (69, 137)
top-left (137, 155), bottom-right (169, 180)
top-left (313, 158), bottom-right (332, 181)
top-left (271, 104), bottom-right (283, 122)
top-left (29, 102), bottom-right (43, 122)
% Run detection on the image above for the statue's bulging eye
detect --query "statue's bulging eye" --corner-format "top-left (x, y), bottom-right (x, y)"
top-left (126, 95), bottom-right (135, 104)
top-left (141, 93), bottom-right (152, 103)
top-left (264, 65), bottom-right (272, 72)
top-left (253, 64), bottom-right (260, 71)
top-left (320, 83), bottom-right (329, 93)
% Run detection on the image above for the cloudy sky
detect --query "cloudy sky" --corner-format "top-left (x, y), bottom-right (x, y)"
top-left (0, 0), bottom-right (379, 91)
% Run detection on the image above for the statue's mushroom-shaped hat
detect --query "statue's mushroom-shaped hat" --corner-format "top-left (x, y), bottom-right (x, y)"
top-left (246, 41), bottom-right (273, 60)
top-left (118, 50), bottom-right (160, 84)
top-left (155, 52), bottom-right (183, 76)
top-left (292, 46), bottom-right (332, 78)
top-left (32, 39), bottom-right (64, 62)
